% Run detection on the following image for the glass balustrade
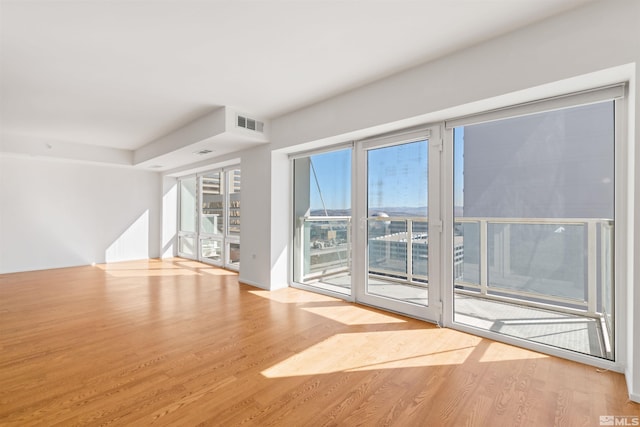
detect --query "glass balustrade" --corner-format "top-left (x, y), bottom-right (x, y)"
top-left (294, 216), bottom-right (351, 294)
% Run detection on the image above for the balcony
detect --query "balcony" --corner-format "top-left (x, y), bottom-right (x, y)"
top-left (294, 215), bottom-right (615, 360)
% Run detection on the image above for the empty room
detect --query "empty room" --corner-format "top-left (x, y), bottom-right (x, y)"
top-left (1, 0), bottom-right (640, 425)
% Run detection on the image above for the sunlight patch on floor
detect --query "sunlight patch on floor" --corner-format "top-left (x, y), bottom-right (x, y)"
top-left (175, 260), bottom-right (216, 269)
top-left (200, 268), bottom-right (238, 276)
top-left (94, 259), bottom-right (236, 278)
top-left (102, 269), bottom-right (201, 277)
top-left (302, 305), bottom-right (406, 325)
top-left (249, 288), bottom-right (341, 304)
top-left (95, 261), bottom-right (180, 271)
top-left (262, 329), bottom-right (476, 378)
top-left (478, 341), bottom-right (549, 363)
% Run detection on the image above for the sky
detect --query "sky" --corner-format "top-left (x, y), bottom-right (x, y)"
top-left (309, 148), bottom-right (352, 211)
top-left (307, 129), bottom-right (465, 212)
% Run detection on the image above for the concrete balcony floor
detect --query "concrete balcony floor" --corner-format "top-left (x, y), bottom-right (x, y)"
top-left (301, 273), bottom-right (609, 359)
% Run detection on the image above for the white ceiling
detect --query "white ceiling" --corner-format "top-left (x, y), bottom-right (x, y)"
top-left (1, 0), bottom-right (594, 162)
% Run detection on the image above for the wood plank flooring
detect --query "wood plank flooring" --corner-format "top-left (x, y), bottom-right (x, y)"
top-left (0, 258), bottom-right (638, 426)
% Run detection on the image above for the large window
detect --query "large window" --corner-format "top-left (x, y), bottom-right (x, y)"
top-left (293, 148), bottom-right (352, 295)
top-left (452, 100), bottom-right (616, 360)
top-left (200, 171), bottom-right (224, 264)
top-left (226, 168), bottom-right (241, 268)
top-left (178, 177), bottom-right (197, 257)
top-left (177, 166), bottom-right (241, 270)
top-left (289, 84), bottom-right (624, 368)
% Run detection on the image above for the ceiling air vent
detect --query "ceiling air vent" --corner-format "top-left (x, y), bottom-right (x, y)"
top-left (193, 149), bottom-right (213, 155)
top-left (237, 114), bottom-right (264, 133)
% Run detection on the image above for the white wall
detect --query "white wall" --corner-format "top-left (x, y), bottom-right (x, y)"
top-left (271, 1), bottom-right (638, 149)
top-left (237, 145), bottom-right (272, 289)
top-left (244, 0), bottom-right (639, 400)
top-left (0, 155), bottom-right (162, 273)
top-left (161, 176), bottom-right (178, 258)
top-left (269, 151), bottom-right (290, 290)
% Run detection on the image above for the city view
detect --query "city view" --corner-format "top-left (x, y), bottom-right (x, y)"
top-left (294, 101), bottom-right (615, 360)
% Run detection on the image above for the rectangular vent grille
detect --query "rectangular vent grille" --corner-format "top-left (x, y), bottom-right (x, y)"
top-left (237, 115), bottom-right (264, 133)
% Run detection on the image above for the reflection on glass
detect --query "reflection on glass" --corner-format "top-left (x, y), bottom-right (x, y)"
top-left (487, 223), bottom-right (586, 301)
top-left (454, 221), bottom-right (479, 287)
top-left (201, 238), bottom-right (222, 262)
top-left (228, 242), bottom-right (240, 267)
top-left (201, 172), bottom-right (223, 235)
top-left (368, 220), bottom-right (407, 277)
top-left (412, 221), bottom-right (429, 279)
top-left (228, 169), bottom-right (241, 236)
top-left (180, 178), bottom-right (197, 233)
top-left (453, 101), bottom-right (615, 360)
top-left (179, 236), bottom-right (196, 257)
top-left (366, 140), bottom-right (428, 306)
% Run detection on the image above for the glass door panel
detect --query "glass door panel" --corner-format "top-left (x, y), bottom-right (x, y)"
top-left (356, 128), bottom-right (442, 323)
top-left (366, 140), bottom-right (429, 306)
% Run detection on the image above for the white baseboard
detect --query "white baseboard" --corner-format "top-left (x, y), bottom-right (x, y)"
top-left (238, 277), bottom-right (268, 290)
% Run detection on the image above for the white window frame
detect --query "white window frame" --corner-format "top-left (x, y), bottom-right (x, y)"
top-left (177, 174), bottom-right (198, 260)
top-left (289, 143), bottom-right (356, 301)
top-left (286, 81), bottom-right (630, 373)
top-left (440, 84), bottom-right (628, 373)
top-left (176, 165), bottom-right (241, 270)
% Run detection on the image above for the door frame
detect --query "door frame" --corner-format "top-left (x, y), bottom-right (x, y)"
top-left (177, 175), bottom-right (198, 260)
top-left (352, 125), bottom-right (443, 323)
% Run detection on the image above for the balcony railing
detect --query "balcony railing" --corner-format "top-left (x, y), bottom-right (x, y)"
top-left (367, 216), bottom-right (429, 286)
top-left (295, 216), bottom-right (614, 320)
top-left (293, 216), bottom-right (351, 283)
top-left (455, 218), bottom-right (614, 319)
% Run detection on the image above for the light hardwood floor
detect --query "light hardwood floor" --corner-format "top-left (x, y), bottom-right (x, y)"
top-left (1, 258), bottom-right (638, 426)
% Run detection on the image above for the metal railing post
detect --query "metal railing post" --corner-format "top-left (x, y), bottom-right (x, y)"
top-left (347, 218), bottom-right (352, 272)
top-left (480, 219), bottom-right (488, 296)
top-left (587, 220), bottom-right (597, 315)
top-left (406, 219), bottom-right (413, 283)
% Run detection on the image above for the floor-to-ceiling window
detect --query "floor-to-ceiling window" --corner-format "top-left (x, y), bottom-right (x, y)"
top-left (290, 84), bottom-right (625, 367)
top-left (292, 147), bottom-right (352, 295)
top-left (291, 128), bottom-right (442, 323)
top-left (226, 168), bottom-right (241, 269)
top-left (449, 91), bottom-right (620, 361)
top-left (200, 171), bottom-right (224, 264)
top-left (177, 166), bottom-right (241, 271)
top-left (178, 176), bottom-right (197, 258)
